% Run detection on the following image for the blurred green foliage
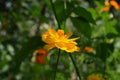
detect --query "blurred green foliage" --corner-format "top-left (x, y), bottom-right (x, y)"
top-left (0, 0), bottom-right (120, 80)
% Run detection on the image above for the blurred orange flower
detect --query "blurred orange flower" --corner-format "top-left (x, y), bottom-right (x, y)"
top-left (35, 49), bottom-right (48, 64)
top-left (88, 74), bottom-right (104, 80)
top-left (105, 1), bottom-right (110, 6)
top-left (84, 46), bottom-right (93, 53)
top-left (110, 0), bottom-right (120, 10)
top-left (42, 28), bottom-right (80, 53)
top-left (102, 0), bottom-right (119, 11)
top-left (102, 7), bottom-right (110, 11)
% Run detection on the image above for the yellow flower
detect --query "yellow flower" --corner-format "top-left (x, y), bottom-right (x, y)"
top-left (88, 74), bottom-right (104, 80)
top-left (42, 28), bottom-right (80, 53)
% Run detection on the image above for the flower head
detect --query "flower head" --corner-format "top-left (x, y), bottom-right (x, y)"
top-left (88, 74), bottom-right (104, 80)
top-left (42, 28), bottom-right (80, 53)
top-left (35, 49), bottom-right (48, 64)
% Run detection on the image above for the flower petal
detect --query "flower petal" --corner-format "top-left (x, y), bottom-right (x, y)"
top-left (65, 43), bottom-right (80, 52)
top-left (42, 31), bottom-right (55, 43)
top-left (55, 42), bottom-right (67, 50)
top-left (48, 28), bottom-right (59, 38)
top-left (44, 44), bottom-right (55, 51)
top-left (69, 37), bottom-right (79, 41)
top-left (55, 42), bottom-right (80, 52)
top-left (65, 32), bottom-right (72, 38)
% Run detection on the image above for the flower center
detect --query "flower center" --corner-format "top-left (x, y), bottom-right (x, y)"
top-left (57, 30), bottom-right (64, 36)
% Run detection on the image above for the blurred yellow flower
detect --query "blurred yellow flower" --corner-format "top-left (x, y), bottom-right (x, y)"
top-left (88, 74), bottom-right (104, 80)
top-left (42, 28), bottom-right (80, 53)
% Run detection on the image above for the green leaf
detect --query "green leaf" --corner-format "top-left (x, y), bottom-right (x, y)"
top-left (104, 20), bottom-right (118, 35)
top-left (11, 36), bottom-right (45, 73)
top-left (12, 12), bottom-right (22, 20)
top-left (106, 33), bottom-right (120, 39)
top-left (73, 6), bottom-right (95, 24)
top-left (71, 17), bottom-right (91, 37)
top-left (96, 42), bottom-right (114, 62)
top-left (115, 21), bottom-right (120, 34)
top-left (54, 1), bottom-right (65, 25)
top-left (54, 1), bottom-right (72, 25)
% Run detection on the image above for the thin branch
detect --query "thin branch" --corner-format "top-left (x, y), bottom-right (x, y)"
top-left (50, 0), bottom-right (61, 29)
top-left (53, 49), bottom-right (61, 80)
top-left (69, 53), bottom-right (82, 80)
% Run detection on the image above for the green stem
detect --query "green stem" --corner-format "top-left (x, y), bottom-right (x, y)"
top-left (50, 0), bottom-right (62, 80)
top-left (50, 0), bottom-right (61, 29)
top-left (53, 49), bottom-right (60, 80)
top-left (69, 53), bottom-right (82, 80)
